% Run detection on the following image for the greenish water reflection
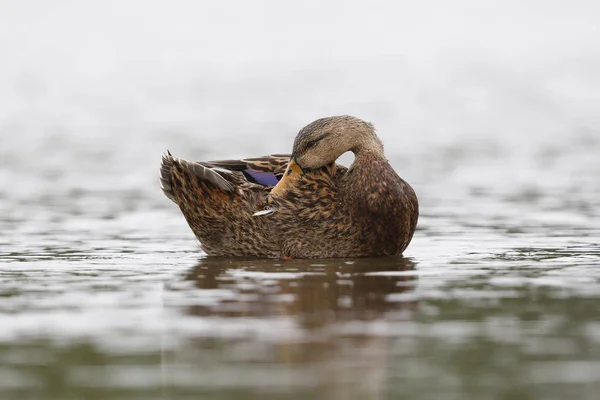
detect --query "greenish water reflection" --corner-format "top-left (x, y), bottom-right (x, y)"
top-left (3, 255), bottom-right (600, 400)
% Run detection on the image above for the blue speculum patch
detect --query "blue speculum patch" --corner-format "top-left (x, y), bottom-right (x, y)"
top-left (243, 169), bottom-right (281, 186)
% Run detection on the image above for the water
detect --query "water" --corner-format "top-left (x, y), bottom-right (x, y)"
top-left (2, 1), bottom-right (600, 399)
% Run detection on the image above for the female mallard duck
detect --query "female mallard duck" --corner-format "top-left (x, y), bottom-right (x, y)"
top-left (160, 115), bottom-right (418, 258)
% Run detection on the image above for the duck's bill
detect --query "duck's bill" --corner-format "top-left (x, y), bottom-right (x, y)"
top-left (253, 208), bottom-right (276, 217)
top-left (269, 158), bottom-right (303, 199)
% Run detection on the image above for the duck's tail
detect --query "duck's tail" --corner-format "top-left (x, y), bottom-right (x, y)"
top-left (159, 151), bottom-right (177, 203)
top-left (160, 151), bottom-right (235, 204)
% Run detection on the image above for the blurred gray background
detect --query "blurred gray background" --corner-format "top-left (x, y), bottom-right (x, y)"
top-left (2, 0), bottom-right (599, 161)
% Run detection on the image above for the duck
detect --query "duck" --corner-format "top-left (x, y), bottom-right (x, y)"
top-left (160, 115), bottom-right (418, 258)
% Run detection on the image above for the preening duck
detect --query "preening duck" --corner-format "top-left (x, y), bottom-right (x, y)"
top-left (160, 115), bottom-right (418, 258)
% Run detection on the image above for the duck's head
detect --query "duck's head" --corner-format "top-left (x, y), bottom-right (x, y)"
top-left (269, 116), bottom-right (384, 200)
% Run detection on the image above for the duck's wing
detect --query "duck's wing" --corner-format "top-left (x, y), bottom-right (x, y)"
top-left (160, 151), bottom-right (351, 204)
top-left (160, 151), bottom-right (235, 203)
top-left (206, 154), bottom-right (291, 187)
top-left (209, 155), bottom-right (350, 185)
top-left (160, 152), bottom-right (293, 203)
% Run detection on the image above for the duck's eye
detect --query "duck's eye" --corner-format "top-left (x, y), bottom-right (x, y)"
top-left (305, 140), bottom-right (317, 149)
top-left (287, 169), bottom-right (292, 175)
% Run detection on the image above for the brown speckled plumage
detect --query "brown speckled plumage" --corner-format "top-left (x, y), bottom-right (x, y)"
top-left (160, 116), bottom-right (419, 258)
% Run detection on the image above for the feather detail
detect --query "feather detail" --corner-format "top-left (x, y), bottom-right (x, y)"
top-left (159, 151), bottom-right (176, 203)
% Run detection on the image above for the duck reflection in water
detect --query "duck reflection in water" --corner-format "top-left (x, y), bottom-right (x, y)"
top-left (181, 256), bottom-right (418, 325)
top-left (166, 257), bottom-right (418, 397)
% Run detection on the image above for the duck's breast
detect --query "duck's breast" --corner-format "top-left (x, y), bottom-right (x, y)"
top-left (342, 160), bottom-right (419, 255)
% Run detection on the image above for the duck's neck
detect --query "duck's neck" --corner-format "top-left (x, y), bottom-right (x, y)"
top-left (344, 138), bottom-right (398, 220)
top-left (343, 133), bottom-right (394, 200)
top-left (350, 134), bottom-right (386, 166)
top-left (351, 133), bottom-right (385, 160)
